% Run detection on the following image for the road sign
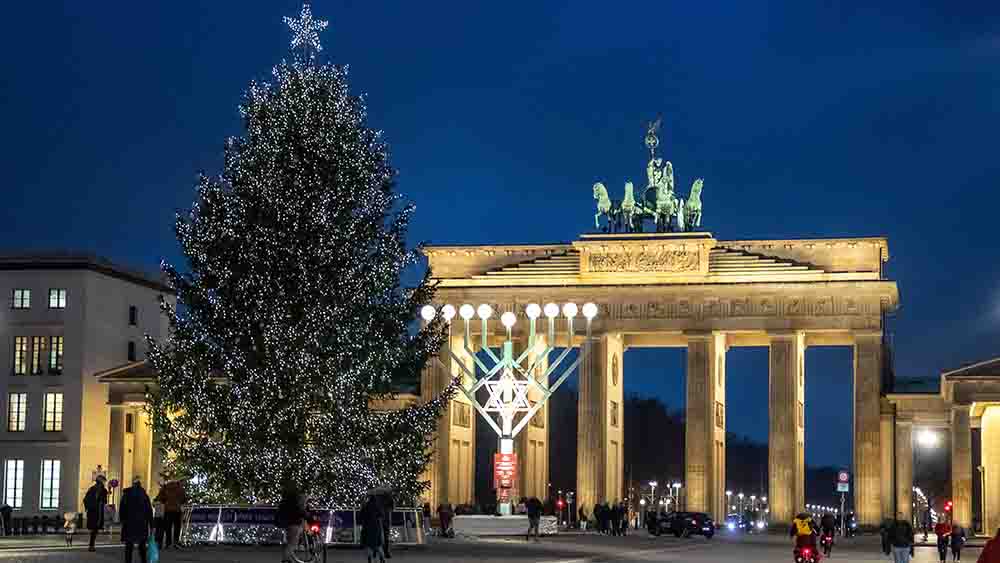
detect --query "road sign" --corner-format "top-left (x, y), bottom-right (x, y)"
top-left (837, 470), bottom-right (849, 483)
top-left (837, 482), bottom-right (849, 493)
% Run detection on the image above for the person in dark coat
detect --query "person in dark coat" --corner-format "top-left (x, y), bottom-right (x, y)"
top-left (610, 502), bottom-right (622, 536)
top-left (276, 482), bottom-right (308, 563)
top-left (951, 525), bottom-right (967, 562)
top-left (377, 491), bottom-right (394, 559)
top-left (119, 476), bottom-right (153, 563)
top-left (360, 495), bottom-right (385, 563)
top-left (84, 475), bottom-right (108, 552)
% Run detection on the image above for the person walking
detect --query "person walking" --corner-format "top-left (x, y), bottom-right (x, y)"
top-left (578, 506), bottom-right (588, 531)
top-left (935, 519), bottom-right (953, 563)
top-left (84, 475), bottom-right (108, 552)
top-left (153, 475), bottom-right (187, 550)
top-left (951, 524), bottom-right (967, 562)
top-left (610, 502), bottom-right (622, 536)
top-left (888, 512), bottom-right (915, 563)
top-left (525, 497), bottom-right (542, 542)
top-left (119, 476), bottom-right (154, 563)
top-left (360, 494), bottom-right (385, 563)
top-left (421, 503), bottom-right (431, 537)
top-left (276, 481), bottom-right (308, 563)
top-left (376, 491), bottom-right (394, 559)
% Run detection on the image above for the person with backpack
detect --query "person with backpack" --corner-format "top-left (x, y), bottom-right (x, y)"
top-left (790, 512), bottom-right (820, 559)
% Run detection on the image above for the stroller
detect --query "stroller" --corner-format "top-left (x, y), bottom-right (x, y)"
top-left (63, 512), bottom-right (77, 546)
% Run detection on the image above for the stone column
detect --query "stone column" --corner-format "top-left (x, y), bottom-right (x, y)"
top-left (577, 332), bottom-right (624, 511)
top-left (983, 406), bottom-right (1000, 535)
top-left (515, 333), bottom-right (549, 500)
top-left (768, 331), bottom-right (806, 526)
top-left (686, 332), bottom-right (727, 520)
top-left (951, 405), bottom-right (973, 528)
top-left (853, 332), bottom-right (883, 527)
top-left (422, 334), bottom-right (476, 507)
top-left (895, 420), bottom-right (913, 523)
top-left (881, 405), bottom-right (896, 521)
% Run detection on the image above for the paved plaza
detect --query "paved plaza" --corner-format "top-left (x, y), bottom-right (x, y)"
top-left (0, 533), bottom-right (985, 563)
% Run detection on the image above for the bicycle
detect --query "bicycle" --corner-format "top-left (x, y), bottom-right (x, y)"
top-left (289, 516), bottom-right (322, 563)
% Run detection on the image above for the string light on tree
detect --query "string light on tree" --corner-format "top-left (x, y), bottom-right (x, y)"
top-left (145, 2), bottom-right (456, 507)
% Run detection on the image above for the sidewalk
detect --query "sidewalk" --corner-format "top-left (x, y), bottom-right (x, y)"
top-left (0, 532), bottom-right (119, 551)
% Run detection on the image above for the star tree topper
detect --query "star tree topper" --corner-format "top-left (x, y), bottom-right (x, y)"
top-left (284, 2), bottom-right (329, 57)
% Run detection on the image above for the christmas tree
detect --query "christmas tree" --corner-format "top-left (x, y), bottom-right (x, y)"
top-left (146, 4), bottom-right (455, 506)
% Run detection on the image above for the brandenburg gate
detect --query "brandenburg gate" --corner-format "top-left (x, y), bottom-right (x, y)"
top-left (421, 231), bottom-right (899, 526)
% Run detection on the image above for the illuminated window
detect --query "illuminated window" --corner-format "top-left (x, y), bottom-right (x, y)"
top-left (3, 459), bottom-right (24, 509)
top-left (11, 289), bottom-right (30, 309)
top-left (43, 393), bottom-right (63, 432)
top-left (7, 393), bottom-right (26, 432)
top-left (13, 337), bottom-right (28, 375)
top-left (30, 336), bottom-right (45, 375)
top-left (39, 459), bottom-right (60, 510)
top-left (48, 336), bottom-right (63, 374)
top-left (48, 289), bottom-right (66, 309)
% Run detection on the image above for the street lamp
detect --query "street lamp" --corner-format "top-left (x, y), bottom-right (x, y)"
top-left (726, 491), bottom-right (732, 514)
top-left (650, 480), bottom-right (658, 504)
top-left (738, 492), bottom-right (745, 514)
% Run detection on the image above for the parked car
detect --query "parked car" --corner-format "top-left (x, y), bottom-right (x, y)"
top-left (655, 511), bottom-right (715, 539)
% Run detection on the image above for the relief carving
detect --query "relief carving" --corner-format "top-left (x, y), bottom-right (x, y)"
top-left (588, 250), bottom-right (699, 273)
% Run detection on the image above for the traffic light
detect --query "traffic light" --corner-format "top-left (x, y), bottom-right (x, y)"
top-left (944, 500), bottom-right (953, 513)
top-left (557, 499), bottom-right (565, 509)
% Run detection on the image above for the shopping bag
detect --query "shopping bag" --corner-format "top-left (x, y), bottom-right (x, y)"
top-left (147, 533), bottom-right (160, 563)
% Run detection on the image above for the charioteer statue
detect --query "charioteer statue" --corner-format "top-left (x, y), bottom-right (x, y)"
top-left (593, 116), bottom-right (705, 233)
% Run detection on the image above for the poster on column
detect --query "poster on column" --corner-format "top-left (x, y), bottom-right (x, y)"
top-left (494, 453), bottom-right (517, 489)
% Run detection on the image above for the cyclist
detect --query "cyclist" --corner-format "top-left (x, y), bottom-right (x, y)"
top-left (790, 512), bottom-right (821, 561)
top-left (276, 481), bottom-right (308, 563)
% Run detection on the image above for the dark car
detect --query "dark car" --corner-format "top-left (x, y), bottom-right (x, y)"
top-left (655, 511), bottom-right (715, 539)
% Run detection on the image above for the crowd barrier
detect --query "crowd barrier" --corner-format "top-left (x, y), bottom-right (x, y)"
top-left (180, 505), bottom-right (425, 546)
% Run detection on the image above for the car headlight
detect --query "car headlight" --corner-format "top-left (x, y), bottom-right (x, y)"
top-left (756, 522), bottom-right (765, 529)
top-left (727, 523), bottom-right (735, 530)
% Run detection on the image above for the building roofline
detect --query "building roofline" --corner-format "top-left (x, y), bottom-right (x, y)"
top-left (0, 252), bottom-right (172, 293)
top-left (942, 357), bottom-right (1000, 378)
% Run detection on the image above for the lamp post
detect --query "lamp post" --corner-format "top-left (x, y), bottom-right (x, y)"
top-left (726, 491), bottom-right (732, 516)
top-left (424, 301), bottom-right (598, 515)
top-left (738, 492), bottom-right (745, 514)
top-left (673, 483), bottom-right (682, 511)
top-left (650, 481), bottom-right (658, 506)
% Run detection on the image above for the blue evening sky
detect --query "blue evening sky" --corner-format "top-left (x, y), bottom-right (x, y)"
top-left (2, 1), bottom-right (999, 469)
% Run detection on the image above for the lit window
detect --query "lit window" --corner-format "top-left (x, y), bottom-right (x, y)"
top-left (48, 289), bottom-right (66, 309)
top-left (128, 305), bottom-right (137, 326)
top-left (3, 459), bottom-right (24, 509)
top-left (13, 337), bottom-right (28, 375)
top-left (30, 336), bottom-right (45, 375)
top-left (48, 336), bottom-right (64, 374)
top-left (11, 289), bottom-right (30, 309)
top-left (7, 393), bottom-right (26, 432)
top-left (39, 459), bottom-right (61, 510)
top-left (43, 393), bottom-right (63, 432)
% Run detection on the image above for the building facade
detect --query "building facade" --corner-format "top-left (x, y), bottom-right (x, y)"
top-left (0, 254), bottom-right (170, 516)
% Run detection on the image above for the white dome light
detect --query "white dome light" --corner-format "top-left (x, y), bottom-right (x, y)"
top-left (477, 304), bottom-right (493, 320)
top-left (525, 303), bottom-right (541, 320)
top-left (420, 305), bottom-right (436, 322)
top-left (500, 312), bottom-right (517, 328)
top-left (562, 302), bottom-right (578, 318)
top-left (441, 304), bottom-right (456, 322)
top-left (582, 302), bottom-right (598, 320)
top-left (543, 303), bottom-right (560, 318)
top-left (459, 304), bottom-right (475, 320)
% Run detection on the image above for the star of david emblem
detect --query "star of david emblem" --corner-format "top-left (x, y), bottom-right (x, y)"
top-left (483, 377), bottom-right (531, 413)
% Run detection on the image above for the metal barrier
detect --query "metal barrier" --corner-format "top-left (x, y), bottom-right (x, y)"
top-left (180, 505), bottom-right (425, 546)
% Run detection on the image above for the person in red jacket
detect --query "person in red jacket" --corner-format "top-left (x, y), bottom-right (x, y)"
top-left (978, 528), bottom-right (1000, 563)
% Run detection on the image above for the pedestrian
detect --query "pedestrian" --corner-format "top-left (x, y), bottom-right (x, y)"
top-left (360, 494), bottom-right (385, 563)
top-left (153, 475), bottom-right (187, 550)
top-left (880, 518), bottom-right (893, 558)
top-left (84, 475), bottom-right (109, 552)
top-left (935, 519), bottom-right (952, 563)
top-left (0, 502), bottom-right (12, 537)
top-left (578, 506), bottom-right (588, 531)
top-left (592, 503), bottom-right (602, 533)
top-left (977, 527), bottom-right (1000, 563)
top-left (951, 524), bottom-right (966, 562)
top-left (421, 503), bottom-right (431, 536)
top-left (376, 490), bottom-right (394, 559)
top-left (525, 497), bottom-right (542, 542)
top-left (119, 476), bottom-right (154, 563)
top-left (436, 504), bottom-right (452, 538)
top-left (888, 512), bottom-right (915, 563)
top-left (610, 502), bottom-right (622, 536)
top-left (276, 481), bottom-right (308, 563)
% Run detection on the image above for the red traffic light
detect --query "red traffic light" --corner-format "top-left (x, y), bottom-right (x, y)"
top-left (557, 499), bottom-right (565, 508)
top-left (944, 500), bottom-right (953, 512)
